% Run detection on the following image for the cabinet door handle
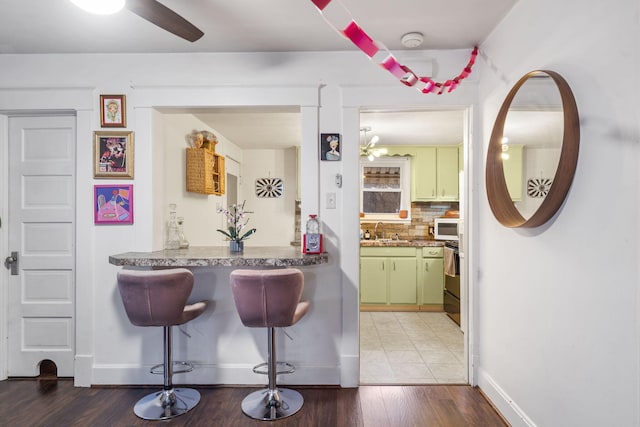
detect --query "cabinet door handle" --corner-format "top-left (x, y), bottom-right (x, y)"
top-left (393, 261), bottom-right (396, 271)
top-left (381, 261), bottom-right (385, 270)
top-left (425, 262), bottom-right (429, 272)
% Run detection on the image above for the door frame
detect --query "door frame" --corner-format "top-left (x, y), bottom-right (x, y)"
top-left (0, 87), bottom-right (94, 382)
top-left (339, 84), bottom-right (479, 387)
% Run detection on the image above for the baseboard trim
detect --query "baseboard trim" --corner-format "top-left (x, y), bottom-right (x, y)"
top-left (91, 363), bottom-right (340, 386)
top-left (73, 355), bottom-right (94, 388)
top-left (477, 368), bottom-right (536, 427)
top-left (360, 304), bottom-right (444, 312)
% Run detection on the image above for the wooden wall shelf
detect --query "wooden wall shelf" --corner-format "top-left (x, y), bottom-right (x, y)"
top-left (186, 147), bottom-right (225, 195)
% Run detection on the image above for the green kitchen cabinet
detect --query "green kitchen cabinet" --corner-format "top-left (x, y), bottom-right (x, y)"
top-left (360, 257), bottom-right (387, 303)
top-left (360, 247), bottom-right (417, 305)
top-left (502, 144), bottom-right (523, 201)
top-left (411, 146), bottom-right (459, 202)
top-left (420, 247), bottom-right (444, 305)
top-left (412, 147), bottom-right (437, 201)
top-left (388, 257), bottom-right (418, 304)
top-left (436, 146), bottom-right (459, 201)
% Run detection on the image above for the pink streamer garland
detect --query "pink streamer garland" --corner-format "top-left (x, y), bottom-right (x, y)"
top-left (310, 0), bottom-right (478, 94)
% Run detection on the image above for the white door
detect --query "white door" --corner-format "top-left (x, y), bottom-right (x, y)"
top-left (6, 116), bottom-right (76, 377)
top-left (225, 157), bottom-right (240, 207)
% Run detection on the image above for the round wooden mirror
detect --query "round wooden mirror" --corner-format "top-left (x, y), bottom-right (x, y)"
top-left (486, 70), bottom-right (579, 228)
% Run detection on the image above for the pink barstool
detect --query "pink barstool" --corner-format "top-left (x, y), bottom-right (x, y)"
top-left (230, 268), bottom-right (310, 420)
top-left (117, 268), bottom-right (207, 421)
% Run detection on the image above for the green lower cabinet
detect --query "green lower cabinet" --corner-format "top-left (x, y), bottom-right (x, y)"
top-left (360, 247), bottom-right (417, 305)
top-left (360, 257), bottom-right (387, 303)
top-left (420, 247), bottom-right (444, 305)
top-left (389, 257), bottom-right (418, 304)
top-left (421, 258), bottom-right (444, 304)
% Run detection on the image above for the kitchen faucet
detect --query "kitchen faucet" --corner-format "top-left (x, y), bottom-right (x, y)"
top-left (374, 221), bottom-right (385, 240)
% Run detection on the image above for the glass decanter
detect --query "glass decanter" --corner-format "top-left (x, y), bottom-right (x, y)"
top-left (177, 216), bottom-right (189, 249)
top-left (165, 204), bottom-right (181, 250)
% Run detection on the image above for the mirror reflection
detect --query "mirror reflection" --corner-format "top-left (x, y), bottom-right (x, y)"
top-left (502, 72), bottom-right (564, 218)
top-left (486, 70), bottom-right (579, 228)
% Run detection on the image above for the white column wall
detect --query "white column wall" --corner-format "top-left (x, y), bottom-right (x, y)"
top-left (477, 0), bottom-right (640, 426)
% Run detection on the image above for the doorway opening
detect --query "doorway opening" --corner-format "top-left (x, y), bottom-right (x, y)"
top-left (357, 108), bottom-right (468, 385)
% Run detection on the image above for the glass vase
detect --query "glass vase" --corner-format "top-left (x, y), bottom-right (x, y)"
top-left (229, 241), bottom-right (244, 253)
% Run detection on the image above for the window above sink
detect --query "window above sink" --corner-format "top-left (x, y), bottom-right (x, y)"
top-left (360, 156), bottom-right (411, 222)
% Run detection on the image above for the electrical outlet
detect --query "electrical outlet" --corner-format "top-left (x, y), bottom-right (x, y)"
top-left (326, 192), bottom-right (336, 209)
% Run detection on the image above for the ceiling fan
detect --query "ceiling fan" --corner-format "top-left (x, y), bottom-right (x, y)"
top-left (360, 127), bottom-right (387, 161)
top-left (71, 0), bottom-right (204, 42)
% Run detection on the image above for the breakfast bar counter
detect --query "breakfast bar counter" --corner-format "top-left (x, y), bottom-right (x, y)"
top-left (102, 245), bottom-right (335, 388)
top-left (109, 245), bottom-right (329, 268)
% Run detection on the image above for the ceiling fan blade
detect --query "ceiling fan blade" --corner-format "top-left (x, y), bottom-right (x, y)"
top-left (126, 0), bottom-right (204, 42)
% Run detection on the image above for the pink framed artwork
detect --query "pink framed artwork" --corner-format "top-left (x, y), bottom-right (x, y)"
top-left (94, 184), bottom-right (133, 225)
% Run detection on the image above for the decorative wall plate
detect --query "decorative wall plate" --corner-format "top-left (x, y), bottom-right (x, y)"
top-left (527, 178), bottom-right (553, 198)
top-left (255, 178), bottom-right (284, 198)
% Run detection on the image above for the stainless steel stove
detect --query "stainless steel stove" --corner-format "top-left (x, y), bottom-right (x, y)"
top-left (444, 241), bottom-right (460, 326)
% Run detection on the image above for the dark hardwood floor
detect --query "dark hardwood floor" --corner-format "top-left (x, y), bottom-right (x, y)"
top-left (0, 379), bottom-right (508, 427)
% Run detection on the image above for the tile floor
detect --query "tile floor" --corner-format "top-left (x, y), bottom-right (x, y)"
top-left (360, 311), bottom-right (466, 384)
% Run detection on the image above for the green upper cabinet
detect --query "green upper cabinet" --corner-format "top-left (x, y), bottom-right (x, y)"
top-left (412, 147), bottom-right (437, 201)
top-left (411, 146), bottom-right (459, 202)
top-left (371, 145), bottom-right (460, 202)
top-left (436, 146), bottom-right (459, 201)
top-left (502, 144), bottom-right (523, 201)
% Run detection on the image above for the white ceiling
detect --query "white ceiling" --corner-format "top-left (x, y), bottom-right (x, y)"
top-left (0, 0), bottom-right (517, 149)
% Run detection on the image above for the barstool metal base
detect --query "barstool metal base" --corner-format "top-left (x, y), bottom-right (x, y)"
top-left (133, 388), bottom-right (201, 420)
top-left (241, 387), bottom-right (303, 421)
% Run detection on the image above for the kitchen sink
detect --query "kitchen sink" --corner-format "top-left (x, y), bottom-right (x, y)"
top-left (361, 239), bottom-right (411, 244)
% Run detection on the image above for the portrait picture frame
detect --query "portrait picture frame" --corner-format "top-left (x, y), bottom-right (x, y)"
top-left (94, 184), bottom-right (134, 225)
top-left (320, 133), bottom-right (341, 161)
top-left (100, 94), bottom-right (126, 127)
top-left (94, 130), bottom-right (134, 179)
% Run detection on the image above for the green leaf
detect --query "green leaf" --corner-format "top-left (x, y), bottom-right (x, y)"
top-left (216, 229), bottom-right (233, 239)
top-left (239, 228), bottom-right (256, 241)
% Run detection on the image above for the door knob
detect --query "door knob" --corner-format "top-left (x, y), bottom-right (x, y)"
top-left (4, 251), bottom-right (18, 275)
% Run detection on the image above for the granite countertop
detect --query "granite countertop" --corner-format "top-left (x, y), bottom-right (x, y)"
top-left (109, 246), bottom-right (328, 267)
top-left (360, 239), bottom-right (444, 247)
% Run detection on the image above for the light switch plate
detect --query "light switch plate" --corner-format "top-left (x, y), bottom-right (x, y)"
top-left (326, 192), bottom-right (336, 209)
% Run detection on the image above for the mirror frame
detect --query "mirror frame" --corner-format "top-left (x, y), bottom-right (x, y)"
top-left (486, 70), bottom-right (580, 228)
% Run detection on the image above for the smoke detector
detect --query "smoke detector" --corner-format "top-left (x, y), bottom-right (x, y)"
top-left (401, 32), bottom-right (424, 48)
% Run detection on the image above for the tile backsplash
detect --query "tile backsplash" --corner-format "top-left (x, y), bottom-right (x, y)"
top-left (360, 202), bottom-right (459, 241)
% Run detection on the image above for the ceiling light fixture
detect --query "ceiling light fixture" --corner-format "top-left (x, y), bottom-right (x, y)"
top-left (70, 0), bottom-right (125, 15)
top-left (401, 32), bottom-right (424, 48)
top-left (360, 127), bottom-right (387, 161)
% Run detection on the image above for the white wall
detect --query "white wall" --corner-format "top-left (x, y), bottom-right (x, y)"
top-left (477, 0), bottom-right (640, 426)
top-left (239, 148), bottom-right (298, 247)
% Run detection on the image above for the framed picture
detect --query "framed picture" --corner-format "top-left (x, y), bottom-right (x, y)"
top-left (100, 94), bottom-right (126, 127)
top-left (94, 184), bottom-right (133, 225)
top-left (320, 133), bottom-right (341, 161)
top-left (94, 130), bottom-right (134, 179)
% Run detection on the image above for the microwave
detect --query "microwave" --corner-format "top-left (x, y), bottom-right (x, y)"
top-left (434, 217), bottom-right (460, 241)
